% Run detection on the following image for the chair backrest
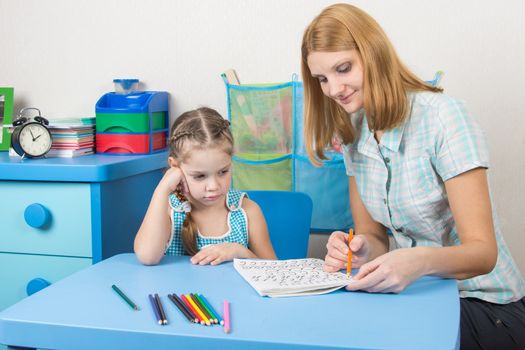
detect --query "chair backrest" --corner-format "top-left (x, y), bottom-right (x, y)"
top-left (246, 190), bottom-right (313, 260)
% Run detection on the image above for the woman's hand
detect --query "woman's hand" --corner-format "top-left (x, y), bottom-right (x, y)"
top-left (190, 243), bottom-right (253, 265)
top-left (345, 248), bottom-right (426, 293)
top-left (324, 231), bottom-right (370, 272)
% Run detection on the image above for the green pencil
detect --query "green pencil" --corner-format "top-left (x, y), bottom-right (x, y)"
top-left (111, 284), bottom-right (139, 310)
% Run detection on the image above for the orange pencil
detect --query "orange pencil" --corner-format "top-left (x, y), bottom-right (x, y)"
top-left (347, 228), bottom-right (354, 277)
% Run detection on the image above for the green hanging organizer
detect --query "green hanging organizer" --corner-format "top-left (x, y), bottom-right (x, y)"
top-left (223, 73), bottom-right (353, 232)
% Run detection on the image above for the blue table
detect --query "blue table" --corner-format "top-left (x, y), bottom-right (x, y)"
top-left (0, 254), bottom-right (460, 350)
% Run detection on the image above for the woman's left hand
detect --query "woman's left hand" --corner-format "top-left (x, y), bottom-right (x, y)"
top-left (345, 248), bottom-right (426, 293)
top-left (190, 243), bottom-right (250, 265)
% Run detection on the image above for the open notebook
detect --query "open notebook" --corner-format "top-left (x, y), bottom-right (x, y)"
top-left (234, 258), bottom-right (353, 297)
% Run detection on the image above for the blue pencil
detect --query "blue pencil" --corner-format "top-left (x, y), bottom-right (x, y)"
top-left (198, 294), bottom-right (223, 325)
top-left (148, 294), bottom-right (163, 325)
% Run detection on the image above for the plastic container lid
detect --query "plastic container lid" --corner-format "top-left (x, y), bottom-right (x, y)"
top-left (113, 79), bottom-right (139, 94)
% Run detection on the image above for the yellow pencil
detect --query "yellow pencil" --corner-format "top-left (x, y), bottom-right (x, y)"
top-left (185, 294), bottom-right (211, 326)
top-left (347, 228), bottom-right (354, 277)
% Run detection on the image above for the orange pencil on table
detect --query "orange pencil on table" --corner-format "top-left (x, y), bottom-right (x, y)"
top-left (347, 228), bottom-right (354, 277)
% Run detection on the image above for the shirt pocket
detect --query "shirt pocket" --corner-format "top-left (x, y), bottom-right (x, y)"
top-left (351, 156), bottom-right (390, 226)
top-left (402, 157), bottom-right (447, 224)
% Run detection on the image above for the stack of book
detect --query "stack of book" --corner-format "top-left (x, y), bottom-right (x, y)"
top-left (47, 117), bottom-right (96, 157)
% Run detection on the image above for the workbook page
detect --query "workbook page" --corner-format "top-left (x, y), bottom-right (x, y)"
top-left (234, 258), bottom-right (353, 297)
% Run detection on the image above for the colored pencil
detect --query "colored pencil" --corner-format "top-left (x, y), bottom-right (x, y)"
top-left (347, 228), bottom-right (354, 277)
top-left (154, 293), bottom-right (168, 325)
top-left (111, 284), bottom-right (138, 310)
top-left (148, 294), bottom-right (163, 325)
top-left (181, 294), bottom-right (205, 325)
top-left (185, 294), bottom-right (211, 326)
top-left (173, 293), bottom-right (198, 323)
top-left (168, 294), bottom-right (194, 323)
top-left (192, 294), bottom-right (216, 324)
top-left (198, 294), bottom-right (223, 325)
top-left (223, 299), bottom-right (231, 333)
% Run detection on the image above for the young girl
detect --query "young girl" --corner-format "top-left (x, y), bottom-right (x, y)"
top-left (301, 3), bottom-right (525, 349)
top-left (134, 107), bottom-right (276, 266)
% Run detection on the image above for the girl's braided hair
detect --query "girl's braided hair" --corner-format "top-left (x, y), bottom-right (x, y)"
top-left (168, 107), bottom-right (233, 255)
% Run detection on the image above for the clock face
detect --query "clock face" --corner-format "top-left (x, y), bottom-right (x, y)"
top-left (18, 123), bottom-right (52, 157)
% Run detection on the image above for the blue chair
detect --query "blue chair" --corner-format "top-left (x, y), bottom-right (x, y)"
top-left (246, 190), bottom-right (313, 260)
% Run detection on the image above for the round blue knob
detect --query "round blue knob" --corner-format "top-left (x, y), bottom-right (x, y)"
top-left (24, 203), bottom-right (51, 228)
top-left (26, 277), bottom-right (51, 296)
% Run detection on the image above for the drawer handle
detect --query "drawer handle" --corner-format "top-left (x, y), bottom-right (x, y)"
top-left (24, 203), bottom-right (51, 229)
top-left (26, 277), bottom-right (51, 296)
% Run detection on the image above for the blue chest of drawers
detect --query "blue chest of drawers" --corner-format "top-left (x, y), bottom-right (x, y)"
top-left (0, 152), bottom-right (167, 311)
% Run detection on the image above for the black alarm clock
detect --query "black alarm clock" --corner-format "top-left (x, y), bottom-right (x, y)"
top-left (11, 107), bottom-right (53, 158)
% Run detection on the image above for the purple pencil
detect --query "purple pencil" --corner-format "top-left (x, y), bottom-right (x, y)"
top-left (148, 294), bottom-right (163, 325)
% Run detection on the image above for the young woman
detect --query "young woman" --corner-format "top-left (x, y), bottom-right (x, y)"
top-left (301, 3), bottom-right (525, 349)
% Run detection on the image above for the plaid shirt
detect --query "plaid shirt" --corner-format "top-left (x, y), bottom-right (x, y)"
top-left (342, 91), bottom-right (525, 303)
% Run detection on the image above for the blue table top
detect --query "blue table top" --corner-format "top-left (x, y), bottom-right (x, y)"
top-left (0, 151), bottom-right (168, 182)
top-left (0, 254), bottom-right (460, 350)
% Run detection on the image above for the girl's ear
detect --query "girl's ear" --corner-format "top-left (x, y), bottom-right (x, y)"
top-left (168, 157), bottom-right (179, 168)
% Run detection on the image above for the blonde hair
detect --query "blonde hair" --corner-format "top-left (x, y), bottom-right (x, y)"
top-left (169, 107), bottom-right (233, 255)
top-left (301, 3), bottom-right (442, 164)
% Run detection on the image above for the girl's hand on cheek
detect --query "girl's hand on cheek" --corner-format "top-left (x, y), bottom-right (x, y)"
top-left (178, 174), bottom-right (190, 197)
top-left (158, 166), bottom-right (184, 193)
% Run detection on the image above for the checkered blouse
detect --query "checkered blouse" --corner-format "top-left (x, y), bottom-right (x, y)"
top-left (342, 91), bottom-right (525, 304)
top-left (165, 189), bottom-right (249, 256)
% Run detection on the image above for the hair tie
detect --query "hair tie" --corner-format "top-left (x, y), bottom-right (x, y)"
top-left (220, 118), bottom-right (231, 130)
top-left (181, 201), bottom-right (192, 213)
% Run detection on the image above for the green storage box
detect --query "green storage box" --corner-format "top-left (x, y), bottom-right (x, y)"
top-left (96, 112), bottom-right (166, 133)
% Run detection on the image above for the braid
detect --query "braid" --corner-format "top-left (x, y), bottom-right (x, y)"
top-left (172, 189), bottom-right (198, 255)
top-left (181, 211), bottom-right (199, 256)
top-left (220, 118), bottom-right (231, 130)
top-left (170, 131), bottom-right (193, 142)
top-left (167, 107), bottom-right (234, 256)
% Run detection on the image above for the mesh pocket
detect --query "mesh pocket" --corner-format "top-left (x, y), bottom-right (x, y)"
top-left (233, 153), bottom-right (292, 191)
top-left (229, 84), bottom-right (293, 154)
top-left (295, 155), bottom-right (353, 231)
top-left (225, 77), bottom-right (351, 231)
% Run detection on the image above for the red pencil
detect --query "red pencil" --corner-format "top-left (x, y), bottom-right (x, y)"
top-left (180, 294), bottom-right (205, 325)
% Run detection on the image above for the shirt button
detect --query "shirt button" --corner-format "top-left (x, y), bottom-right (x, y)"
top-left (384, 157), bottom-right (390, 163)
top-left (383, 198), bottom-right (387, 204)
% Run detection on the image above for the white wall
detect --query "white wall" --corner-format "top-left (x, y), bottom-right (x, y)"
top-left (1, 0), bottom-right (524, 276)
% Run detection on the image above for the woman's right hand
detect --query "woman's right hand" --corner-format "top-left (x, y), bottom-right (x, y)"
top-left (323, 231), bottom-right (370, 273)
